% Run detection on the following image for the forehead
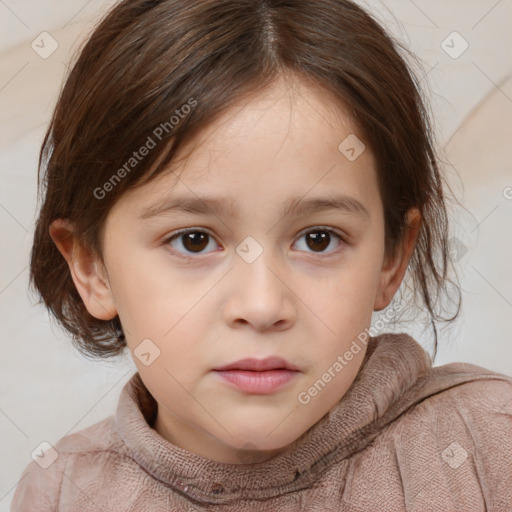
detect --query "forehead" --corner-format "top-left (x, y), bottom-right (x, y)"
top-left (110, 75), bottom-right (379, 223)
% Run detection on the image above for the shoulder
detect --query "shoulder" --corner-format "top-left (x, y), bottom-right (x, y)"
top-left (445, 369), bottom-right (512, 413)
top-left (407, 362), bottom-right (512, 425)
top-left (428, 368), bottom-right (512, 462)
top-left (395, 361), bottom-right (512, 444)
top-left (389, 363), bottom-right (512, 507)
top-left (11, 415), bottom-right (126, 511)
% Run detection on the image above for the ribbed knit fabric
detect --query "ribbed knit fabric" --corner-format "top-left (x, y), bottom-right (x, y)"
top-left (11, 333), bottom-right (512, 511)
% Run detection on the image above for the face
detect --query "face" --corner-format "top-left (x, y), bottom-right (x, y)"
top-left (52, 75), bottom-right (419, 464)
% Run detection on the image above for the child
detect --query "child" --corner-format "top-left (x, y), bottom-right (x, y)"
top-left (12, 0), bottom-right (512, 510)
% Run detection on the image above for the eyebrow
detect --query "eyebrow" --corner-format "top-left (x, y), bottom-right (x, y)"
top-left (138, 194), bottom-right (370, 221)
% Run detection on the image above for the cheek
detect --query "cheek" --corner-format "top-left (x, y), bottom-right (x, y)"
top-left (316, 244), bottom-right (383, 346)
top-left (106, 245), bottom-right (177, 328)
top-left (347, 224), bottom-right (385, 290)
top-left (128, 327), bottom-right (204, 406)
top-left (332, 246), bottom-right (382, 301)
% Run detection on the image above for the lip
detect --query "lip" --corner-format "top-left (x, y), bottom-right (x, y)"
top-left (212, 357), bottom-right (301, 395)
top-left (212, 356), bottom-right (299, 372)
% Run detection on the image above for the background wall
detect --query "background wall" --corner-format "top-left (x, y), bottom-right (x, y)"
top-left (1, 0), bottom-right (511, 509)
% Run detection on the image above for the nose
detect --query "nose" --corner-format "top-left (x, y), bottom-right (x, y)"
top-left (223, 249), bottom-right (296, 332)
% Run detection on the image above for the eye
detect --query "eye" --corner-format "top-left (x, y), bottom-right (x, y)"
top-left (293, 227), bottom-right (345, 255)
top-left (164, 228), bottom-right (219, 257)
top-left (163, 226), bottom-right (346, 259)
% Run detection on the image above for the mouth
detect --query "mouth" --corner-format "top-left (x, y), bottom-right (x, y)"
top-left (212, 357), bottom-right (301, 395)
top-left (212, 356), bottom-right (299, 372)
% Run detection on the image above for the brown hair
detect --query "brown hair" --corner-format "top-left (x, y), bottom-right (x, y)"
top-left (30, 0), bottom-right (461, 361)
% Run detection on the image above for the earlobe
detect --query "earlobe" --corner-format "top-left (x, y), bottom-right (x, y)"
top-left (373, 208), bottom-right (421, 311)
top-left (49, 219), bottom-right (118, 321)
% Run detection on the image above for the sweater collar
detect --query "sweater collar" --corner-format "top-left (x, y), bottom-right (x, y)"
top-left (116, 332), bottom-right (432, 505)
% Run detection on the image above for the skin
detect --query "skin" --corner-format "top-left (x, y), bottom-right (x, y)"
top-left (50, 74), bottom-right (421, 465)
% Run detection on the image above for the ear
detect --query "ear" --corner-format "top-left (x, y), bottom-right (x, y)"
top-left (49, 219), bottom-right (118, 320)
top-left (373, 208), bottom-right (421, 311)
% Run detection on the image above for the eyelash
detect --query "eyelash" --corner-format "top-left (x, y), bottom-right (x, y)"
top-left (162, 226), bottom-right (347, 260)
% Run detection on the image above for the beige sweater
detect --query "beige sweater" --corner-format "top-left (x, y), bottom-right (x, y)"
top-left (11, 333), bottom-right (512, 511)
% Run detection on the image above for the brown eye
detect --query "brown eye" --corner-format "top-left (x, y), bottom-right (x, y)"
top-left (164, 227), bottom-right (345, 259)
top-left (305, 231), bottom-right (330, 252)
top-left (294, 228), bottom-right (344, 255)
top-left (181, 232), bottom-right (209, 252)
top-left (166, 229), bottom-right (218, 256)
